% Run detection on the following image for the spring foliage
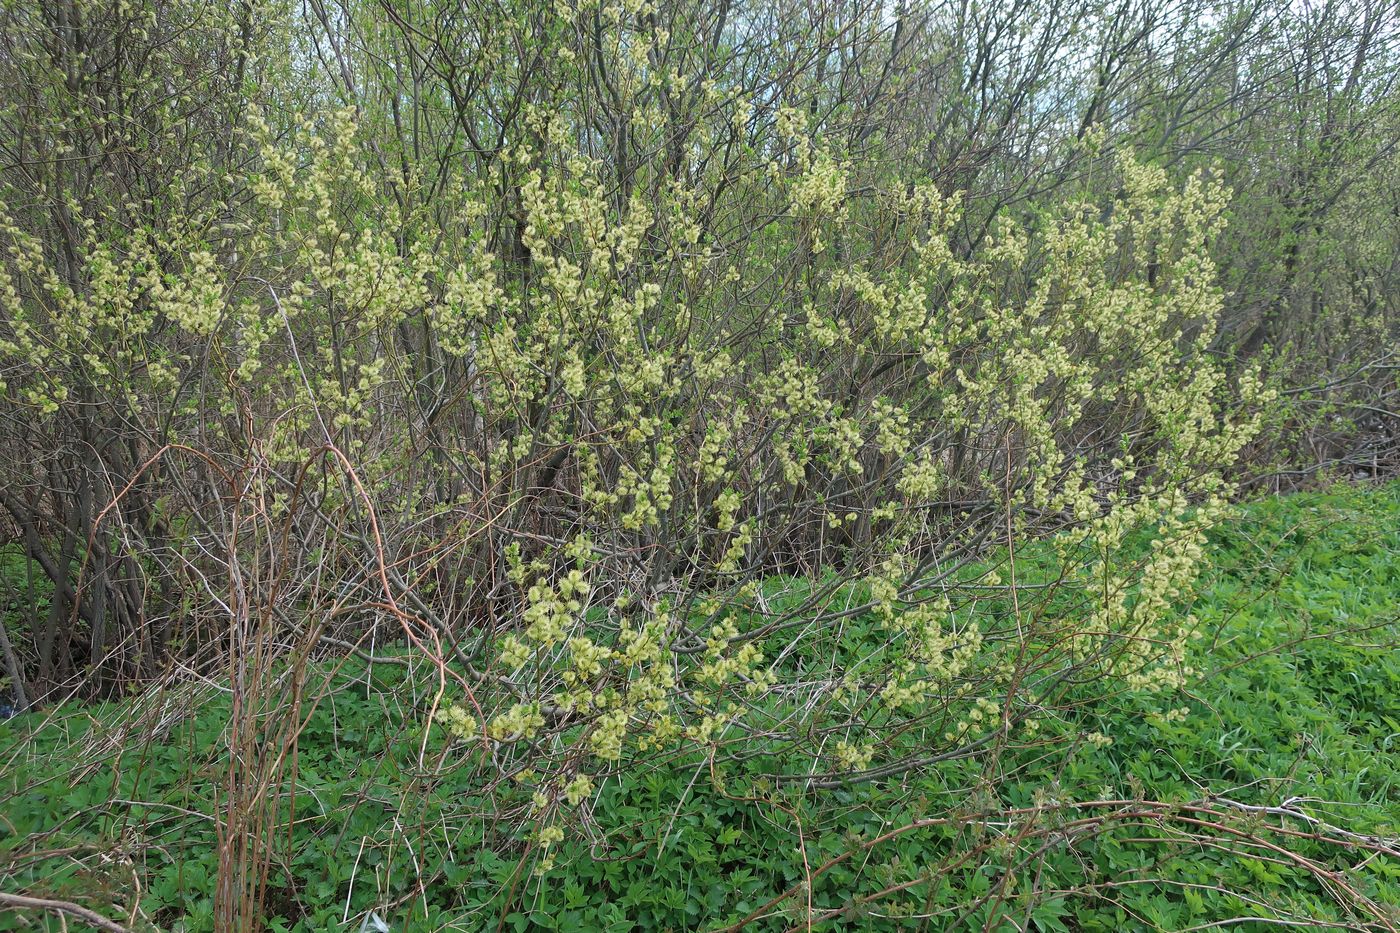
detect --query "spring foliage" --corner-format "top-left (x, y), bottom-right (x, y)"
top-left (0, 0), bottom-right (1395, 927)
top-left (2, 95), bottom-right (1271, 785)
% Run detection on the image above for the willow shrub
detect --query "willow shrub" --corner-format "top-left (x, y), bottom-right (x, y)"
top-left (0, 108), bottom-right (1271, 848)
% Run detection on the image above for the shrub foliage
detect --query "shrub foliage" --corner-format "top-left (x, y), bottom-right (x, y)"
top-left (0, 0), bottom-right (1396, 928)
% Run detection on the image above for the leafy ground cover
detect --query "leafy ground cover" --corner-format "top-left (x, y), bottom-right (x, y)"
top-left (3, 482), bottom-right (1398, 931)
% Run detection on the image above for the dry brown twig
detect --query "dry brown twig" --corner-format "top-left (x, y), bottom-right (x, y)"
top-left (0, 890), bottom-right (131, 932)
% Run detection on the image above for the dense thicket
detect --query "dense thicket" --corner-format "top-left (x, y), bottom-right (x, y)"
top-left (0, 0), bottom-right (1396, 927)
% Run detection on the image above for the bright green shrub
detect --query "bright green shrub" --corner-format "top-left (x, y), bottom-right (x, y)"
top-left (5, 2), bottom-right (1389, 928)
top-left (1, 89), bottom-right (1272, 835)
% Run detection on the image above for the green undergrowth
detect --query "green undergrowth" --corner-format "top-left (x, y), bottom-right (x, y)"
top-left (2, 482), bottom-right (1398, 931)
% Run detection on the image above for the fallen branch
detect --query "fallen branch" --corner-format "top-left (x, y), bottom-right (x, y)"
top-left (0, 891), bottom-right (131, 932)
